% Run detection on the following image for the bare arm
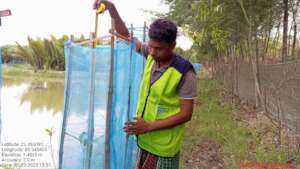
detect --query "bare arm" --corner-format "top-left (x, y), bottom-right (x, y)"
top-left (124, 99), bottom-right (194, 135)
top-left (94, 0), bottom-right (143, 52)
top-left (106, 3), bottom-right (130, 38)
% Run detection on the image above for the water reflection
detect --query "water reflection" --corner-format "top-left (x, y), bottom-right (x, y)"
top-left (4, 78), bottom-right (64, 115)
top-left (1, 77), bottom-right (64, 168)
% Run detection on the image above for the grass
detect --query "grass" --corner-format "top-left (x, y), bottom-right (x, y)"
top-left (2, 65), bottom-right (299, 168)
top-left (182, 79), bottom-right (300, 169)
top-left (2, 64), bottom-right (64, 82)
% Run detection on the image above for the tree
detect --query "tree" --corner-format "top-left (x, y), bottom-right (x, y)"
top-left (291, 0), bottom-right (300, 57)
top-left (161, 0), bottom-right (284, 106)
top-left (282, 0), bottom-right (289, 62)
top-left (15, 35), bottom-right (69, 71)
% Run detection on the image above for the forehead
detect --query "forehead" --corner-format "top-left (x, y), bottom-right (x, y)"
top-left (148, 39), bottom-right (169, 48)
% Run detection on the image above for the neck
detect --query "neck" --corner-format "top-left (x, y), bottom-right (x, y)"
top-left (158, 53), bottom-right (175, 68)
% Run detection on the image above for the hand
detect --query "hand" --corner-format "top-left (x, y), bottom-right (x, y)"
top-left (93, 0), bottom-right (112, 11)
top-left (123, 118), bottom-right (152, 135)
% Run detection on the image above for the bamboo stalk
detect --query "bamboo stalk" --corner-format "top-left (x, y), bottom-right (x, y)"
top-left (123, 24), bottom-right (134, 169)
top-left (74, 35), bottom-right (111, 46)
top-left (109, 29), bottom-right (132, 42)
top-left (58, 35), bottom-right (74, 169)
top-left (142, 21), bottom-right (147, 69)
top-left (104, 19), bottom-right (115, 169)
top-left (85, 32), bottom-right (96, 169)
top-left (74, 31), bottom-right (131, 46)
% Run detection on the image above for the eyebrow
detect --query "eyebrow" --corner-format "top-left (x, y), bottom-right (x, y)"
top-left (148, 43), bottom-right (164, 49)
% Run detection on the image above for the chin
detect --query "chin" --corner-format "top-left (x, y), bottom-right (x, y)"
top-left (152, 56), bottom-right (160, 61)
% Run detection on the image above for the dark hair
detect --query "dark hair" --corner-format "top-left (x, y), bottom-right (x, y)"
top-left (148, 18), bottom-right (177, 44)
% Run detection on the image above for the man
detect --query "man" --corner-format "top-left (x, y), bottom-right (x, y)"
top-left (94, 1), bottom-right (197, 168)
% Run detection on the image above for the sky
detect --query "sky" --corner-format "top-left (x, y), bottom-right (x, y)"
top-left (0, 0), bottom-right (192, 49)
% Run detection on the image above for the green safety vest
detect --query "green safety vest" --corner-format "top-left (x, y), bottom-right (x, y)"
top-left (136, 54), bottom-right (194, 157)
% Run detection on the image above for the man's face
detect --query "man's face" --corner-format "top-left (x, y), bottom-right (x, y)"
top-left (148, 39), bottom-right (176, 62)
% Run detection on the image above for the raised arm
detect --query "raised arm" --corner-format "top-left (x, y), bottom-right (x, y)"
top-left (93, 0), bottom-right (144, 53)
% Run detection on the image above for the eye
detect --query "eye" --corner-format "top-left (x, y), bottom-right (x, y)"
top-left (149, 46), bottom-right (162, 51)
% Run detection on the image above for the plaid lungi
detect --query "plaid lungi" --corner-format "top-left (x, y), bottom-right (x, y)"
top-left (135, 148), bottom-right (180, 169)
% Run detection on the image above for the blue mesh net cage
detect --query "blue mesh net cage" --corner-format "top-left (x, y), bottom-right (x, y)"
top-left (0, 48), bottom-right (2, 84)
top-left (192, 63), bottom-right (202, 73)
top-left (0, 48), bottom-right (2, 141)
top-left (59, 38), bottom-right (144, 169)
top-left (59, 27), bottom-right (202, 169)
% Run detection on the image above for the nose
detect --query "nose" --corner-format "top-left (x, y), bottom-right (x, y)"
top-left (149, 48), bottom-right (157, 57)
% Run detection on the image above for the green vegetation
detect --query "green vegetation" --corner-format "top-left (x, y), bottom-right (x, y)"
top-left (182, 80), bottom-right (299, 168)
top-left (1, 35), bottom-right (86, 71)
top-left (1, 44), bottom-right (25, 63)
top-left (164, 2), bottom-right (300, 166)
top-left (3, 64), bottom-right (64, 81)
top-left (163, 0), bottom-right (299, 63)
top-left (15, 35), bottom-right (67, 71)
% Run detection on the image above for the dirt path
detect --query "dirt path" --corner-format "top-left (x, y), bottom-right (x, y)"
top-left (182, 139), bottom-right (224, 169)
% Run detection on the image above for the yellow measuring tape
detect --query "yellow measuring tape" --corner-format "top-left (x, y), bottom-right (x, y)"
top-left (94, 3), bottom-right (106, 48)
top-left (96, 3), bottom-right (106, 14)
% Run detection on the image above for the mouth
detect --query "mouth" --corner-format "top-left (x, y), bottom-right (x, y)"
top-left (152, 56), bottom-right (161, 61)
top-left (152, 55), bottom-right (159, 59)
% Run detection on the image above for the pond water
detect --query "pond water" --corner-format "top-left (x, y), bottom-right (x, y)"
top-left (1, 77), bottom-right (64, 169)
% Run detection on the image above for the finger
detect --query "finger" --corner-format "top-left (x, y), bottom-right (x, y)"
top-left (125, 121), bottom-right (136, 126)
top-left (127, 131), bottom-right (136, 135)
top-left (133, 117), bottom-right (140, 120)
top-left (124, 128), bottom-right (136, 134)
top-left (124, 122), bottom-right (134, 125)
top-left (93, 0), bottom-right (101, 9)
top-left (123, 125), bottom-right (136, 131)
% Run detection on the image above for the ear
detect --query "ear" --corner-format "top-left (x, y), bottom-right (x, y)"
top-left (170, 41), bottom-right (176, 50)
